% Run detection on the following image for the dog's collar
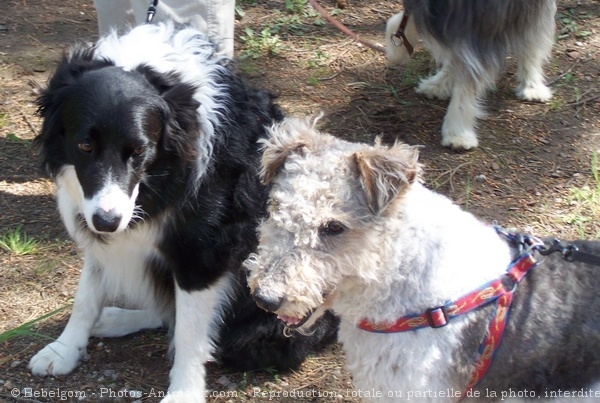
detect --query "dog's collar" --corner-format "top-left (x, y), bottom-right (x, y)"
top-left (390, 12), bottom-right (414, 56)
top-left (358, 227), bottom-right (541, 398)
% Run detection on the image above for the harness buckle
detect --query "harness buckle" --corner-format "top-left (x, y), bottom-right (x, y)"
top-left (426, 306), bottom-right (449, 328)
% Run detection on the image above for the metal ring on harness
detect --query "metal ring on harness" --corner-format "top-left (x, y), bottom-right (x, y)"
top-left (390, 33), bottom-right (405, 48)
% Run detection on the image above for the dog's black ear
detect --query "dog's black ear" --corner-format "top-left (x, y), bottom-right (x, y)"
top-left (36, 49), bottom-right (112, 119)
top-left (34, 49), bottom-right (114, 177)
top-left (353, 141), bottom-right (420, 215)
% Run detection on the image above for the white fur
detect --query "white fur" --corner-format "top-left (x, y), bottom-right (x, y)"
top-left (30, 143), bottom-right (220, 403)
top-left (247, 117), bottom-right (599, 401)
top-left (91, 307), bottom-right (164, 338)
top-left (244, 119), bottom-right (513, 400)
top-left (165, 276), bottom-right (232, 402)
top-left (385, 11), bottom-right (419, 66)
top-left (82, 180), bottom-right (140, 233)
top-left (30, 167), bottom-right (167, 377)
top-left (30, 23), bottom-right (247, 403)
top-left (330, 184), bottom-right (509, 400)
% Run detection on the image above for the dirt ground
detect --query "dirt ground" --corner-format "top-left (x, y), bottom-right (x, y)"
top-left (0, 0), bottom-right (599, 402)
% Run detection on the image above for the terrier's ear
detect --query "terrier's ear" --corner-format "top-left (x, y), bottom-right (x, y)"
top-left (261, 142), bottom-right (305, 184)
top-left (260, 118), bottom-right (314, 184)
top-left (353, 142), bottom-right (420, 215)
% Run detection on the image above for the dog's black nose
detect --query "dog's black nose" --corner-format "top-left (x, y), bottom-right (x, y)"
top-left (252, 289), bottom-right (283, 312)
top-left (92, 210), bottom-right (122, 232)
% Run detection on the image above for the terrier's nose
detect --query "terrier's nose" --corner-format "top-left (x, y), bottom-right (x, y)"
top-left (252, 288), bottom-right (283, 312)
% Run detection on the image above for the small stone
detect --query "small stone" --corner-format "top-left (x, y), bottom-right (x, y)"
top-left (217, 375), bottom-right (230, 386)
top-left (104, 369), bottom-right (118, 380)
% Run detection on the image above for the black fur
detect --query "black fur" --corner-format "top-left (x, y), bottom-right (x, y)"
top-left (34, 43), bottom-right (338, 371)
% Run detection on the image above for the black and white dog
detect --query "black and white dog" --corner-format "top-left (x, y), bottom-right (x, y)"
top-left (29, 22), bottom-right (337, 401)
top-left (386, 0), bottom-right (556, 150)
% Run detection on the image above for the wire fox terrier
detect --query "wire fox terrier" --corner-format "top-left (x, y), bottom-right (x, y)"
top-left (244, 117), bottom-right (600, 401)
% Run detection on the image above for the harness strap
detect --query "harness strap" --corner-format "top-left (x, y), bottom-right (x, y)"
top-left (390, 12), bottom-right (414, 56)
top-left (357, 237), bottom-right (539, 398)
top-left (462, 290), bottom-right (513, 396)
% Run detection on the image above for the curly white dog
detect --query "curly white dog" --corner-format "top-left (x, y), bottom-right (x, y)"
top-left (245, 117), bottom-right (600, 401)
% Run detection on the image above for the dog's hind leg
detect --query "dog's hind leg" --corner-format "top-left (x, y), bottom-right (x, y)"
top-left (514, 2), bottom-right (555, 102)
top-left (91, 307), bottom-right (165, 337)
top-left (416, 63), bottom-right (454, 100)
top-left (514, 43), bottom-right (553, 102)
top-left (440, 77), bottom-right (483, 150)
top-left (29, 259), bottom-right (104, 376)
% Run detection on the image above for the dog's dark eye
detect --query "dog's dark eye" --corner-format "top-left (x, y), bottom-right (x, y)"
top-left (78, 142), bottom-right (93, 153)
top-left (319, 220), bottom-right (346, 236)
top-left (132, 145), bottom-right (145, 156)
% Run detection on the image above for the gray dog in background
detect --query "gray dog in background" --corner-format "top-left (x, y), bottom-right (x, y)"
top-left (386, 0), bottom-right (556, 150)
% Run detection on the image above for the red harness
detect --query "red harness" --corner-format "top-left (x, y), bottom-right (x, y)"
top-left (357, 230), bottom-right (540, 399)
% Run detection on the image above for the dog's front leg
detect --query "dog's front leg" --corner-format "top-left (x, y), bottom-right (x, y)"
top-left (29, 257), bottom-right (104, 376)
top-left (163, 275), bottom-right (232, 403)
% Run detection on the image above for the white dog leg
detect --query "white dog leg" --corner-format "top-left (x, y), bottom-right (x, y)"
top-left (416, 63), bottom-right (454, 100)
top-left (91, 307), bottom-right (164, 337)
top-left (441, 83), bottom-right (481, 150)
top-left (29, 259), bottom-right (104, 376)
top-left (162, 275), bottom-right (232, 403)
top-left (515, 35), bottom-right (553, 102)
top-left (515, 54), bottom-right (552, 102)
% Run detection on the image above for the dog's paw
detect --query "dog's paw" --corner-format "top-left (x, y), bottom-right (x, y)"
top-left (416, 73), bottom-right (452, 100)
top-left (441, 127), bottom-right (479, 151)
top-left (91, 307), bottom-right (163, 338)
top-left (29, 341), bottom-right (84, 376)
top-left (516, 83), bottom-right (552, 103)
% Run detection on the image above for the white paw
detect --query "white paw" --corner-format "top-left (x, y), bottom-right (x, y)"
top-left (441, 126), bottom-right (479, 150)
top-left (29, 341), bottom-right (84, 376)
top-left (416, 75), bottom-right (452, 100)
top-left (516, 84), bottom-right (552, 102)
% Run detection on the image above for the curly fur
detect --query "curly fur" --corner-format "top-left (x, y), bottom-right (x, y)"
top-left (245, 117), bottom-right (600, 401)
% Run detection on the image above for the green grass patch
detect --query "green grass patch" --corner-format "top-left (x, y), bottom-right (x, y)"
top-left (0, 225), bottom-right (41, 255)
top-left (555, 153), bottom-right (600, 238)
top-left (0, 305), bottom-right (70, 344)
top-left (239, 27), bottom-right (283, 59)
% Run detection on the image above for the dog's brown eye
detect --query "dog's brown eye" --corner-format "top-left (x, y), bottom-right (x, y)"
top-left (78, 142), bottom-right (93, 153)
top-left (132, 145), bottom-right (145, 156)
top-left (320, 220), bottom-right (345, 236)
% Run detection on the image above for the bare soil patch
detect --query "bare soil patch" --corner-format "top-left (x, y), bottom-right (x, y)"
top-left (1, 0), bottom-right (599, 401)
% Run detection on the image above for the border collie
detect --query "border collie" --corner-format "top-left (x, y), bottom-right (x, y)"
top-left (386, 0), bottom-right (556, 150)
top-left (29, 22), bottom-right (338, 401)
